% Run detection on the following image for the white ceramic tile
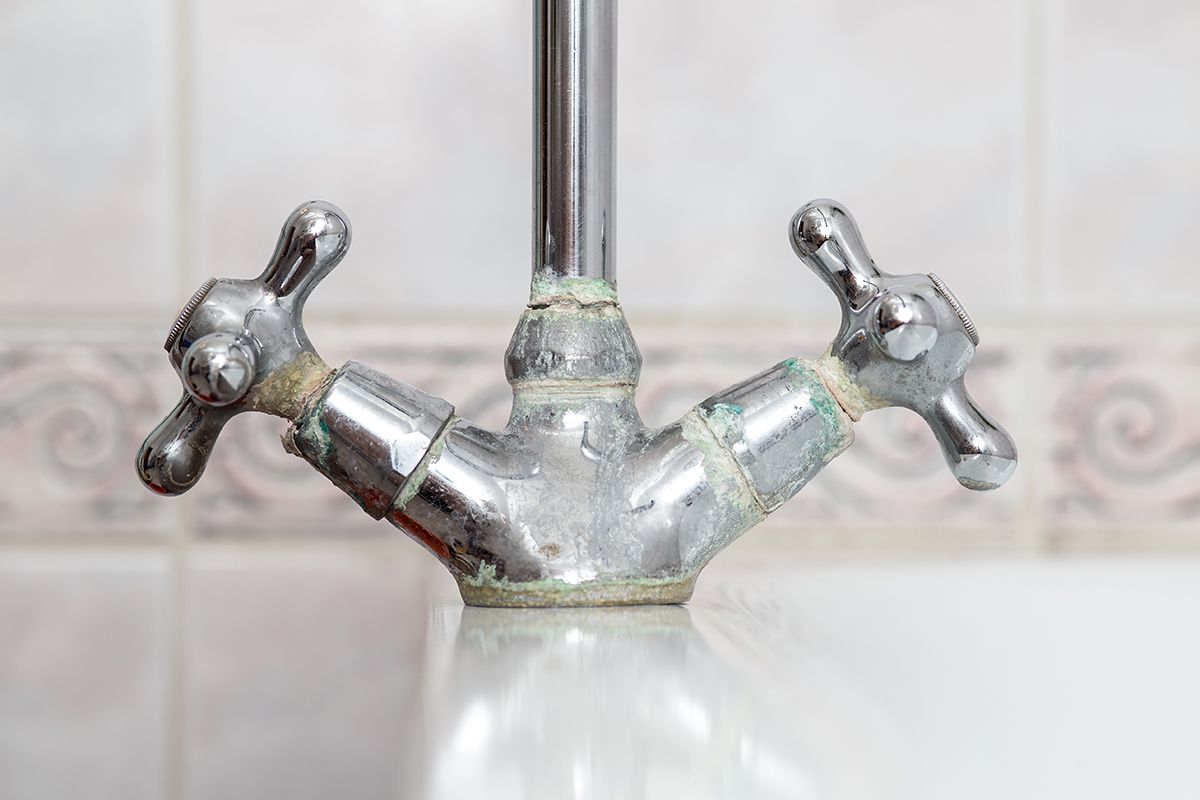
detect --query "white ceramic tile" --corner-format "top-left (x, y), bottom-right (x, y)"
top-left (1046, 0), bottom-right (1200, 312)
top-left (183, 546), bottom-right (443, 800)
top-left (191, 0), bottom-right (1024, 318)
top-left (0, 553), bottom-right (169, 800)
top-left (618, 0), bottom-right (1028, 314)
top-left (0, 0), bottom-right (173, 315)
top-left (191, 0), bottom-right (532, 315)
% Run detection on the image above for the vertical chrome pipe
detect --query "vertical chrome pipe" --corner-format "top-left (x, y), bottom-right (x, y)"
top-left (533, 0), bottom-right (616, 283)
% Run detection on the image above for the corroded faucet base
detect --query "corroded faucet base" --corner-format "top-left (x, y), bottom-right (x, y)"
top-left (456, 569), bottom-right (698, 608)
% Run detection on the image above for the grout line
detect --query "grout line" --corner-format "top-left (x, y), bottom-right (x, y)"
top-left (1, 527), bottom-right (1198, 558)
top-left (3, 309), bottom-right (1200, 336)
top-left (0, 539), bottom-right (173, 553)
top-left (0, 531), bottom-right (1047, 559)
top-left (166, 0), bottom-right (194, 795)
top-left (0, 534), bottom-right (423, 557)
top-left (173, 0), bottom-right (195, 305)
top-left (1021, 0), bottom-right (1049, 553)
top-left (1017, 314), bottom-right (1043, 553)
top-left (1023, 0), bottom-right (1048, 309)
top-left (166, 505), bottom-right (189, 800)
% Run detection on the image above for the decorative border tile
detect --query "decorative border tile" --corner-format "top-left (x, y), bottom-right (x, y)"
top-left (1046, 332), bottom-right (1200, 542)
top-left (9, 321), bottom-right (1197, 549)
top-left (0, 341), bottom-right (177, 540)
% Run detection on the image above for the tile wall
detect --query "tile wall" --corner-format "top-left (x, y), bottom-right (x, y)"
top-left (1, 1), bottom-right (1197, 796)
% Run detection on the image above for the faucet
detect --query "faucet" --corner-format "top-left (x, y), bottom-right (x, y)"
top-left (136, 1), bottom-right (1016, 606)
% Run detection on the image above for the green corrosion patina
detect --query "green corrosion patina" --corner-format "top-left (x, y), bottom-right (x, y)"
top-left (702, 402), bottom-right (745, 440)
top-left (782, 357), bottom-right (856, 489)
top-left (680, 407), bottom-right (768, 521)
top-left (275, 354), bottom-right (340, 469)
top-left (285, 348), bottom-right (864, 608)
top-left (458, 562), bottom-right (699, 608)
top-left (516, 301), bottom-right (627, 326)
top-left (510, 383), bottom-right (634, 414)
top-left (290, 401), bottom-right (334, 468)
top-left (809, 353), bottom-right (886, 421)
top-left (245, 351), bottom-right (334, 419)
top-left (528, 270), bottom-right (619, 307)
top-left (785, 358), bottom-right (854, 435)
top-left (689, 359), bottom-right (855, 512)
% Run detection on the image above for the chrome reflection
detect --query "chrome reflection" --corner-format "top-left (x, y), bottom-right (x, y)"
top-left (414, 600), bottom-right (908, 799)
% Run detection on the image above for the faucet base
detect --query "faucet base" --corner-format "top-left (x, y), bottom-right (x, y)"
top-left (456, 568), bottom-right (699, 608)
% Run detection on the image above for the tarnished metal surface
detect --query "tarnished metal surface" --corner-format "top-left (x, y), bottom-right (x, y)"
top-left (459, 565), bottom-right (698, 608)
top-left (289, 362), bottom-right (455, 519)
top-left (505, 301), bottom-right (641, 387)
top-left (528, 271), bottom-right (619, 307)
top-left (243, 351), bottom-right (332, 420)
top-left (136, 201), bottom-right (350, 496)
top-left (791, 199), bottom-right (1017, 489)
top-left (135, 0), bottom-right (1017, 606)
top-left (699, 359), bottom-right (853, 511)
top-left (137, 195), bottom-right (1017, 606)
top-left (287, 294), bottom-right (852, 604)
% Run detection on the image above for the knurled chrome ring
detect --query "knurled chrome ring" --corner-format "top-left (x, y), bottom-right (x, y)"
top-left (164, 278), bottom-right (218, 352)
top-left (927, 273), bottom-right (979, 347)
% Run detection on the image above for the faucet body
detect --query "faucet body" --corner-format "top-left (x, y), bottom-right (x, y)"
top-left (137, 198), bottom-right (1015, 606)
top-left (289, 283), bottom-right (852, 605)
top-left (136, 1), bottom-right (1017, 606)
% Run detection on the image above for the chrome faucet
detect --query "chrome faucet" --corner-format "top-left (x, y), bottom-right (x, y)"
top-left (136, 0), bottom-right (1016, 606)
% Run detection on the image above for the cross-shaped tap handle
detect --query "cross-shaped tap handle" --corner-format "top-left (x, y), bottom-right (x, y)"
top-left (136, 201), bottom-right (351, 495)
top-left (790, 199), bottom-right (1017, 490)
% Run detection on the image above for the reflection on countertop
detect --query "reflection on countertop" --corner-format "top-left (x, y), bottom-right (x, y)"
top-left (419, 601), bottom-right (901, 799)
top-left (405, 553), bottom-right (1200, 800)
top-left (4, 548), bottom-right (1200, 800)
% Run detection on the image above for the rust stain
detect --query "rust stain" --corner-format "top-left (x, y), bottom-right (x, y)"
top-left (392, 509), bottom-right (451, 562)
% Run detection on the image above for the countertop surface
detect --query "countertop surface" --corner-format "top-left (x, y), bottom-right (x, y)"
top-left (5, 549), bottom-right (1200, 800)
top-left (402, 554), bottom-right (1200, 800)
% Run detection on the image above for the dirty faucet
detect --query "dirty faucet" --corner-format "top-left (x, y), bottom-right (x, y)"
top-left (136, 0), bottom-right (1016, 606)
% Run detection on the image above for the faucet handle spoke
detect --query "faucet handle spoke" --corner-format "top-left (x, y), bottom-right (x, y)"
top-left (257, 201), bottom-right (352, 304)
top-left (790, 199), bottom-right (883, 311)
top-left (923, 380), bottom-right (1018, 491)
top-left (136, 394), bottom-right (233, 496)
top-left (789, 198), bottom-right (1017, 490)
top-left (137, 201), bottom-right (349, 496)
